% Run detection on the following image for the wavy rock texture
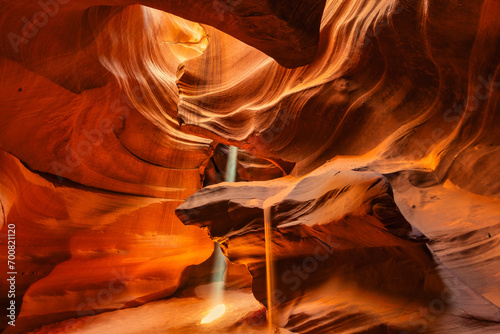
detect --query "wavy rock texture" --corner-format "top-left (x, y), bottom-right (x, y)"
top-left (176, 161), bottom-right (500, 333)
top-left (0, 148), bottom-right (214, 333)
top-left (177, 0), bottom-right (500, 196)
top-left (173, 2), bottom-right (500, 329)
top-left (0, 0), bottom-right (499, 333)
top-left (0, 5), bottom-right (215, 333)
top-left (0, 1), bottom-right (327, 331)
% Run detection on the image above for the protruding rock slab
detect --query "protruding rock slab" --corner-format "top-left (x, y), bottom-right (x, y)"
top-left (177, 161), bottom-right (449, 332)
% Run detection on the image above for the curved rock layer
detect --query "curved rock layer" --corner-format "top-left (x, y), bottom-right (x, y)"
top-left (0, 148), bottom-right (214, 333)
top-left (0, 1), bottom-right (329, 330)
top-left (0, 0), bottom-right (498, 333)
top-left (177, 161), bottom-right (500, 332)
top-left (0, 6), bottom-right (213, 332)
top-left (177, 0), bottom-right (500, 197)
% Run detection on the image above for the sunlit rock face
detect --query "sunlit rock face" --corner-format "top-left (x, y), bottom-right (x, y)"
top-left (0, 148), bottom-right (214, 333)
top-left (178, 0), bottom-right (500, 197)
top-left (0, 0), bottom-right (499, 333)
top-left (174, 0), bottom-right (500, 329)
top-left (177, 162), bottom-right (500, 333)
top-left (0, 1), bottom-right (327, 332)
top-left (176, 162), bottom-right (493, 333)
top-left (177, 163), bottom-right (442, 332)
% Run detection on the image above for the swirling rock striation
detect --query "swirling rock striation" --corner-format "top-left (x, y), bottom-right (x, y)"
top-left (0, 0), bottom-right (499, 332)
top-left (177, 162), bottom-right (441, 332)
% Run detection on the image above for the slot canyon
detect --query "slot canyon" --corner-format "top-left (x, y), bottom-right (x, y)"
top-left (0, 0), bottom-right (499, 333)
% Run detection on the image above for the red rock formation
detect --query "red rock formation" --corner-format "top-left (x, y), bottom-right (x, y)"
top-left (0, 1), bottom-right (328, 331)
top-left (176, 163), bottom-right (440, 332)
top-left (177, 0), bottom-right (500, 197)
top-left (0, 0), bottom-right (499, 332)
top-left (177, 161), bottom-right (500, 332)
top-left (0, 148), bottom-right (214, 332)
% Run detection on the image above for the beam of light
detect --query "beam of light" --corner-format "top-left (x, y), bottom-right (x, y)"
top-left (210, 243), bottom-right (226, 305)
top-left (201, 304), bottom-right (226, 324)
top-left (264, 205), bottom-right (275, 333)
top-left (225, 146), bottom-right (238, 183)
top-left (202, 145), bottom-right (237, 325)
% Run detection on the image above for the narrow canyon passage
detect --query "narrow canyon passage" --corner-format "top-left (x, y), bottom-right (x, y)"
top-left (0, 0), bottom-right (499, 333)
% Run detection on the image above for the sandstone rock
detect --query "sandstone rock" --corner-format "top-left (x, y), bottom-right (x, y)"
top-left (0, 0), bottom-right (498, 332)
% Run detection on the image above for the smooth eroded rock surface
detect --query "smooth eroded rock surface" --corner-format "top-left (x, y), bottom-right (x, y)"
top-left (0, 0), bottom-right (499, 332)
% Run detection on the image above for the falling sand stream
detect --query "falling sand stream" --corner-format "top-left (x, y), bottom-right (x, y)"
top-left (264, 204), bottom-right (276, 333)
top-left (203, 145), bottom-right (278, 332)
top-left (201, 146), bottom-right (238, 324)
